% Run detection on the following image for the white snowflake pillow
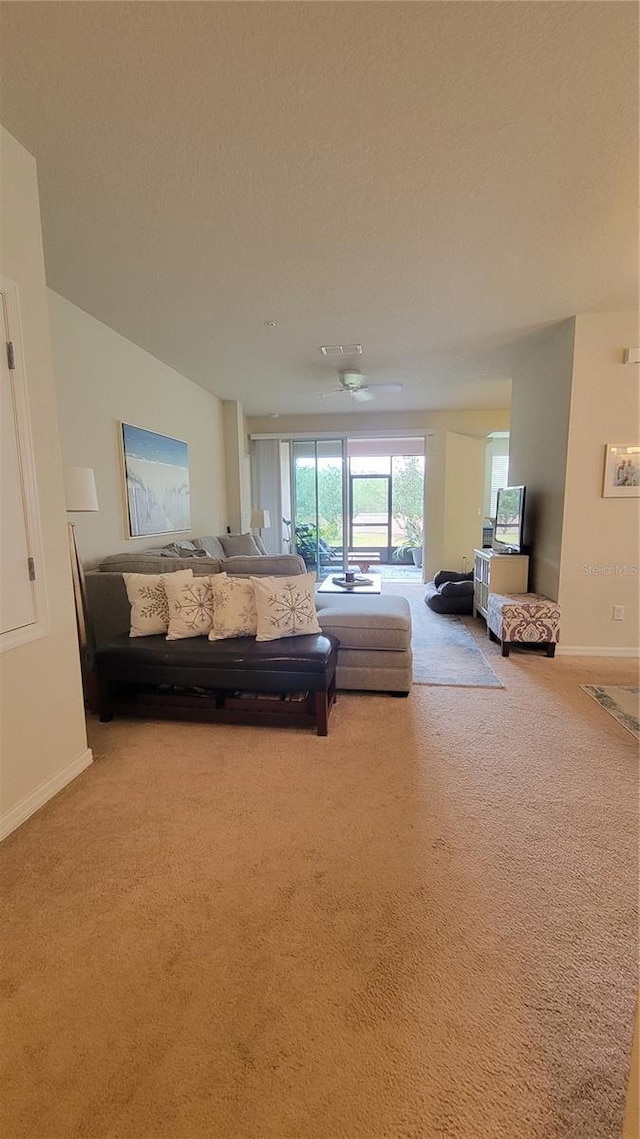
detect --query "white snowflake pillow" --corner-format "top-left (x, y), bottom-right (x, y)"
top-left (208, 573), bottom-right (257, 641)
top-left (252, 573), bottom-right (321, 642)
top-left (165, 573), bottom-right (215, 640)
top-left (123, 569), bottom-right (193, 637)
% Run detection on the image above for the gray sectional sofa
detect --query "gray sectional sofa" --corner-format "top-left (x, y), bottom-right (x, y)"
top-left (87, 536), bottom-right (413, 696)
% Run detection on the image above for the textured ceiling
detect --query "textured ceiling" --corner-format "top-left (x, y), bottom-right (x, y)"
top-left (1, 2), bottom-right (637, 415)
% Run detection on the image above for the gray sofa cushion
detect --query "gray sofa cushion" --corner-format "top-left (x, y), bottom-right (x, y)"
top-left (219, 533), bottom-right (261, 557)
top-left (97, 549), bottom-right (306, 576)
top-left (98, 552), bottom-right (224, 575)
top-left (193, 536), bottom-right (226, 558)
top-left (225, 555), bottom-right (306, 577)
top-left (315, 594), bottom-right (411, 651)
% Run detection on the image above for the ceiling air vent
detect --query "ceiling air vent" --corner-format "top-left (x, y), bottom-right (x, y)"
top-left (319, 344), bottom-right (363, 357)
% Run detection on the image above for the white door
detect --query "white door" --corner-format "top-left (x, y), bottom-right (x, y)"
top-left (0, 294), bottom-right (37, 635)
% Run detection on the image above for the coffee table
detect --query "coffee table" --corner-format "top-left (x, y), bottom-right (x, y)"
top-left (317, 573), bottom-right (382, 595)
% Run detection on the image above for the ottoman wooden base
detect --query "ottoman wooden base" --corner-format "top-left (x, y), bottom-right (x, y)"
top-left (486, 592), bottom-right (560, 658)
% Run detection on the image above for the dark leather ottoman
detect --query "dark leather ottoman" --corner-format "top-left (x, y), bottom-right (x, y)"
top-left (95, 632), bottom-right (339, 736)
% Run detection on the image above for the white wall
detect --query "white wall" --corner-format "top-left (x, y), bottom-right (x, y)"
top-left (442, 432), bottom-right (486, 572)
top-left (508, 320), bottom-right (575, 600)
top-left (558, 312), bottom-right (639, 653)
top-left (426, 431), bottom-right (486, 579)
top-left (50, 292), bottom-right (227, 566)
top-left (222, 400), bottom-right (251, 534)
top-left (0, 128), bottom-right (90, 835)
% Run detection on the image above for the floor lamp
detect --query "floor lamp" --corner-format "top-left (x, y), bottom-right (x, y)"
top-left (63, 466), bottom-right (99, 702)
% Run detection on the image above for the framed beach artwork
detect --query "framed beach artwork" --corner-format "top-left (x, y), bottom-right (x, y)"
top-left (602, 444), bottom-right (640, 498)
top-left (121, 423), bottom-right (191, 537)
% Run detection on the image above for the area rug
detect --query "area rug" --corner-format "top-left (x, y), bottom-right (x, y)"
top-left (383, 582), bottom-right (504, 688)
top-left (581, 685), bottom-right (640, 739)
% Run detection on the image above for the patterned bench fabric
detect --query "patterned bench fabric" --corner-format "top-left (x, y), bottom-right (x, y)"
top-left (487, 593), bottom-right (561, 644)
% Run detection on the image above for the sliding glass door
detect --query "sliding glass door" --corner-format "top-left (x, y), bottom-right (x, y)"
top-left (286, 436), bottom-right (425, 578)
top-left (291, 440), bottom-right (346, 579)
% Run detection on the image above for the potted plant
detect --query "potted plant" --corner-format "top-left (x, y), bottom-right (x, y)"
top-left (294, 522), bottom-right (319, 566)
top-left (393, 518), bottom-right (424, 567)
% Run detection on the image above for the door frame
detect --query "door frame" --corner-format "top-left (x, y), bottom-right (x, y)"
top-left (348, 471), bottom-right (392, 560)
top-left (290, 438), bottom-right (348, 574)
top-left (0, 276), bottom-right (49, 652)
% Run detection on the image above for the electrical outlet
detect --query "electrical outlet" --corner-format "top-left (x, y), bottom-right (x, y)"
top-left (612, 605), bottom-right (624, 621)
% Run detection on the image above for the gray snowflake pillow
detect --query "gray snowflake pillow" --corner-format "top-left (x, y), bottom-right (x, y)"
top-left (252, 573), bottom-right (321, 642)
top-left (123, 569), bottom-right (193, 637)
top-left (165, 573), bottom-right (215, 640)
top-left (208, 573), bottom-right (257, 640)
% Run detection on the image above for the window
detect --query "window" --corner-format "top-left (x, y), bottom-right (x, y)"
top-left (489, 453), bottom-right (509, 517)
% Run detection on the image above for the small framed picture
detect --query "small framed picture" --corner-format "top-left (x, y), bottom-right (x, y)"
top-left (602, 444), bottom-right (640, 498)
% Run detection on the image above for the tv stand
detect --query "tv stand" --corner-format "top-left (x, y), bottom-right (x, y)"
top-left (473, 549), bottom-right (529, 619)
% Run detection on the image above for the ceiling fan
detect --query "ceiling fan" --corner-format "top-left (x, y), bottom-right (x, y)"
top-left (321, 369), bottom-right (403, 403)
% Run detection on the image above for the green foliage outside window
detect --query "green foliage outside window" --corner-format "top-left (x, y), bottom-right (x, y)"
top-left (392, 456), bottom-right (424, 557)
top-left (294, 464), bottom-right (343, 545)
top-left (293, 453), bottom-right (425, 556)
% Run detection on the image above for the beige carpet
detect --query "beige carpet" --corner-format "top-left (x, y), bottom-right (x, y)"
top-left (1, 648), bottom-right (638, 1139)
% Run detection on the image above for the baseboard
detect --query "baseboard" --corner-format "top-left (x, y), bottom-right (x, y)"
top-left (0, 748), bottom-right (93, 842)
top-left (557, 646), bottom-right (640, 658)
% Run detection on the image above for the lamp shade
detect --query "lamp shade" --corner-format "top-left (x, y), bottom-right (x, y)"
top-left (63, 466), bottom-right (99, 512)
top-left (250, 509), bottom-right (270, 530)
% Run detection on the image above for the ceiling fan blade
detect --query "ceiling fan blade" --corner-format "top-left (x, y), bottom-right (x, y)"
top-left (319, 388), bottom-right (349, 400)
top-left (352, 388), bottom-right (374, 402)
top-left (367, 382), bottom-right (403, 393)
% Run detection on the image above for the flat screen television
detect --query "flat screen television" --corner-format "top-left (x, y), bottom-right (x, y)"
top-left (493, 485), bottom-right (526, 554)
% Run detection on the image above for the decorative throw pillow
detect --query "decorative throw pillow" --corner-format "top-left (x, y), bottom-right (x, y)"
top-left (193, 536), bottom-right (226, 559)
top-left (208, 573), bottom-right (258, 640)
top-left (219, 532), bottom-right (261, 558)
top-left (164, 573), bottom-right (215, 640)
top-left (123, 569), bottom-right (193, 637)
top-left (252, 573), bottom-right (321, 642)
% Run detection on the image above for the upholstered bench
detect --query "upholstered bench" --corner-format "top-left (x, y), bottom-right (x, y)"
top-left (94, 632), bottom-right (338, 735)
top-left (486, 592), bottom-right (560, 657)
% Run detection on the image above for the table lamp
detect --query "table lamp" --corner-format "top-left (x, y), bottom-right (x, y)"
top-left (250, 509), bottom-right (271, 536)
